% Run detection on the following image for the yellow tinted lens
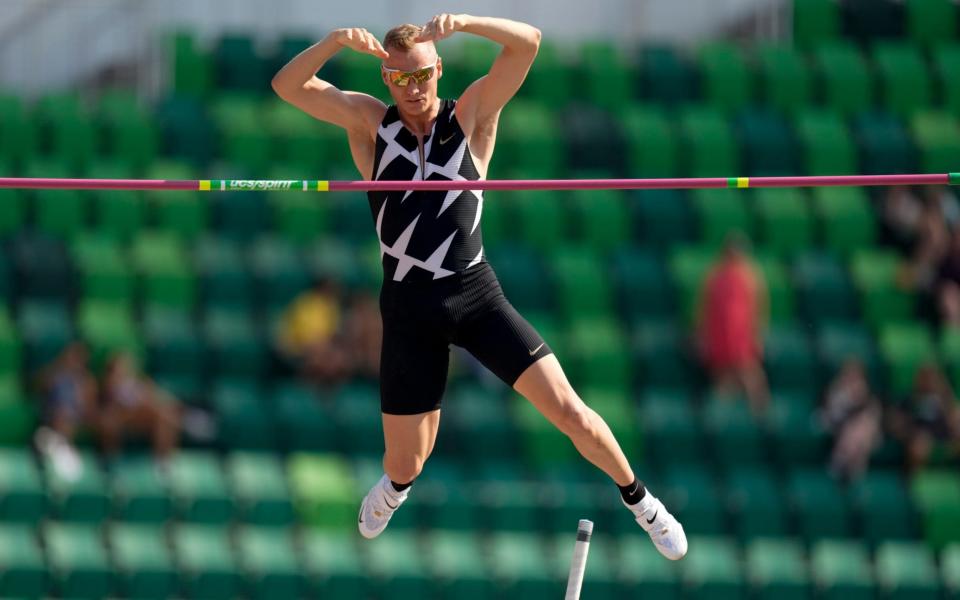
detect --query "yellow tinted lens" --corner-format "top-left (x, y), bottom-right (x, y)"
top-left (387, 71), bottom-right (410, 86)
top-left (411, 66), bottom-right (434, 83)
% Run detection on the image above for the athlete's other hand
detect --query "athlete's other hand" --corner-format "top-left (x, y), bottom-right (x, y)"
top-left (333, 28), bottom-right (389, 59)
top-left (415, 13), bottom-right (465, 43)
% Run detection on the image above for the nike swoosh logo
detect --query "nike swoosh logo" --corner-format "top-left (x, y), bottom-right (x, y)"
top-left (384, 498), bottom-right (398, 510)
top-left (528, 343), bottom-right (545, 356)
top-left (358, 500), bottom-right (365, 524)
top-left (439, 133), bottom-right (456, 145)
top-left (646, 510), bottom-right (658, 525)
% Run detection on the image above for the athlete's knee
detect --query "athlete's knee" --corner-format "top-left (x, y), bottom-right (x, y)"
top-left (383, 452), bottom-right (426, 484)
top-left (554, 392), bottom-right (596, 439)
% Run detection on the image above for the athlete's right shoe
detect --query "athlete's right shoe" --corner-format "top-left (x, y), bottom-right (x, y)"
top-left (623, 490), bottom-right (688, 560)
top-left (358, 474), bottom-right (409, 539)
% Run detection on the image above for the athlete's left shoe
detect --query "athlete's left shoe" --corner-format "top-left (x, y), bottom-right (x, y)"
top-left (358, 474), bottom-right (409, 539)
top-left (623, 490), bottom-right (688, 560)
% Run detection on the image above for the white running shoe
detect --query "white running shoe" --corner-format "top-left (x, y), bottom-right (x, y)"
top-left (358, 474), bottom-right (409, 539)
top-left (623, 491), bottom-right (688, 560)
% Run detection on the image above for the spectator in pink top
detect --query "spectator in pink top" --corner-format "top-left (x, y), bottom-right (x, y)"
top-left (698, 234), bottom-right (770, 414)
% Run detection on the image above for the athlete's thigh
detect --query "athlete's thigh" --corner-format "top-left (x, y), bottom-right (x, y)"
top-left (380, 313), bottom-right (451, 416)
top-left (456, 299), bottom-right (553, 387)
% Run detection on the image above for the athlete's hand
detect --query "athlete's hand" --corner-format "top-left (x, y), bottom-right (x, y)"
top-left (332, 28), bottom-right (389, 59)
top-left (415, 13), bottom-right (466, 43)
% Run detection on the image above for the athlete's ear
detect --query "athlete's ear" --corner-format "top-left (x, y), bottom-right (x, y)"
top-left (436, 56), bottom-right (443, 80)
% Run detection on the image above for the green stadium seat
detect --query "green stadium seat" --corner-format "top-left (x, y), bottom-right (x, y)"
top-left (156, 94), bottom-right (216, 165)
top-left (0, 449), bottom-right (44, 524)
top-left (549, 532), bottom-right (619, 595)
top-left (691, 189), bottom-right (753, 248)
top-left (170, 32), bottom-right (211, 96)
top-left (911, 111), bottom-right (960, 173)
top-left (850, 250), bottom-right (913, 329)
top-left (738, 110), bottom-right (799, 176)
top-left (633, 321), bottom-right (693, 389)
top-left (569, 189), bottom-right (630, 252)
top-left (854, 111), bottom-right (916, 174)
top-left (874, 43), bottom-right (933, 117)
top-left (754, 189), bottom-right (813, 257)
top-left (485, 243), bottom-right (554, 313)
top-left (814, 42), bottom-right (873, 115)
top-left (663, 466), bottom-right (725, 535)
top-left (550, 246), bottom-right (612, 320)
top-left (415, 460), bottom-right (482, 532)
top-left (726, 467), bottom-right (789, 537)
top-left (639, 46), bottom-right (697, 105)
top-left (72, 235), bottom-right (134, 306)
top-left (0, 379), bottom-right (31, 448)
top-left (330, 382), bottom-right (381, 458)
top-left (757, 45), bottom-right (812, 115)
top-left (287, 453), bottom-right (356, 529)
top-left (745, 538), bottom-right (810, 599)
top-left (32, 187), bottom-right (88, 240)
top-left (679, 108), bottom-right (739, 177)
top-left (268, 188), bottom-right (329, 247)
top-left (566, 119), bottom-right (627, 177)
top-left (933, 44), bottom-right (960, 114)
top-left (475, 468), bottom-right (540, 533)
top-left (796, 110), bottom-right (857, 175)
top-left (610, 246), bottom-right (674, 322)
top-left (617, 533), bottom-right (682, 597)
top-left (794, 0), bottom-right (840, 46)
top-left (194, 235), bottom-right (253, 310)
top-left (248, 236), bottom-right (310, 310)
top-left (0, 93), bottom-right (37, 166)
top-left (640, 389), bottom-right (704, 466)
top-left (97, 91), bottom-right (158, 171)
top-left (442, 386), bottom-right (518, 465)
top-left (17, 301), bottom-right (73, 371)
top-left (146, 161), bottom-right (208, 240)
top-left (630, 189), bottom-right (695, 248)
top-left (44, 523), bottom-right (113, 598)
top-left (850, 470), bottom-right (917, 544)
top-left (940, 327), bottom-right (960, 388)
top-left (788, 469), bottom-right (852, 540)
top-left (227, 452), bottom-right (294, 526)
top-left (942, 543), bottom-right (960, 597)
top-left (203, 309), bottom-right (264, 379)
top-left (362, 531), bottom-right (432, 597)
top-left (620, 106), bottom-right (679, 177)
top-left (793, 252), bottom-right (858, 324)
top-left (768, 393), bottom-right (830, 463)
top-left (215, 34), bottom-right (269, 94)
top-left (702, 392), bottom-right (765, 467)
top-left (765, 325), bottom-right (817, 393)
top-left (77, 300), bottom-right (142, 367)
top-left (88, 184), bottom-right (146, 247)
top-left (34, 95), bottom-right (96, 172)
top-left (879, 322), bottom-right (936, 396)
top-left (426, 530), bottom-right (497, 598)
top-left (0, 308), bottom-right (20, 378)
top-left (576, 40), bottom-right (632, 113)
top-left (681, 536), bottom-right (744, 600)
top-left (131, 232), bottom-right (195, 309)
top-left (213, 380), bottom-right (273, 450)
top-left (510, 190), bottom-right (567, 252)
top-left (272, 383), bottom-right (337, 453)
top-left (264, 100), bottom-right (345, 173)
top-left (813, 187), bottom-right (875, 256)
top-left (519, 40), bottom-right (574, 104)
top-left (911, 470), bottom-right (960, 549)
top-left (236, 526), bottom-right (304, 600)
top-left (172, 524), bottom-right (241, 600)
top-left (480, 191), bottom-right (509, 246)
top-left (143, 306), bottom-right (203, 385)
top-left (490, 532), bottom-right (563, 598)
top-left (497, 102), bottom-right (563, 175)
top-left (810, 540), bottom-right (876, 600)
top-left (564, 318), bottom-right (630, 393)
top-left (301, 530), bottom-right (368, 597)
top-left (0, 188), bottom-right (25, 237)
top-left (698, 43), bottom-right (752, 112)
top-left (876, 541), bottom-right (941, 599)
top-left (108, 523), bottom-right (177, 600)
top-left (0, 525), bottom-right (44, 598)
top-left (168, 451), bottom-right (233, 523)
top-left (44, 450), bottom-right (109, 522)
top-left (110, 455), bottom-right (172, 522)
top-left (669, 245), bottom-right (713, 324)
top-left (907, 0), bottom-right (956, 46)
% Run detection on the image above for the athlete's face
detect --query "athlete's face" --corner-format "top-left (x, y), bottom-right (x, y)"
top-left (382, 42), bottom-right (442, 117)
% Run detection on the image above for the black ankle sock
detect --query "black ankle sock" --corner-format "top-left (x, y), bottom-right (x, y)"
top-left (390, 479), bottom-right (413, 493)
top-left (618, 477), bottom-right (647, 505)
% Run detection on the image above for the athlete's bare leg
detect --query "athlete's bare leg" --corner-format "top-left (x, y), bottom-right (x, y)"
top-left (381, 409), bottom-right (442, 484)
top-left (513, 354), bottom-right (634, 486)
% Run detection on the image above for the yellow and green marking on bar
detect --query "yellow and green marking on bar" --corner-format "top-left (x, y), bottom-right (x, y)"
top-left (198, 180), bottom-right (330, 191)
top-left (726, 177), bottom-right (750, 188)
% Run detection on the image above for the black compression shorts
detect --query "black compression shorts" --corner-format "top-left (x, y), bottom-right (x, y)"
top-left (378, 261), bottom-right (553, 415)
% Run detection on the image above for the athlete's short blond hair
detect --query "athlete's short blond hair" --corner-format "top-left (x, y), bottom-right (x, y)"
top-left (383, 24), bottom-right (424, 51)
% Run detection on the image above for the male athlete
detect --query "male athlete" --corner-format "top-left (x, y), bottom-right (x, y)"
top-left (272, 13), bottom-right (686, 559)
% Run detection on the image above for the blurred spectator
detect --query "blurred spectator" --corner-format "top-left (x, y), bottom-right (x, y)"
top-left (342, 290), bottom-right (383, 380)
top-left (33, 342), bottom-right (98, 480)
top-left (903, 192), bottom-right (951, 294)
top-left (935, 227), bottom-right (960, 327)
top-left (276, 277), bottom-right (352, 385)
top-left (698, 234), bottom-right (770, 414)
top-left (821, 359), bottom-right (882, 482)
top-left (889, 363), bottom-right (960, 473)
top-left (881, 186), bottom-right (924, 254)
top-left (98, 352), bottom-right (182, 463)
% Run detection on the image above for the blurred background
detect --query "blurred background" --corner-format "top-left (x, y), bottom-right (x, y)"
top-left (1, 0), bottom-right (960, 598)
